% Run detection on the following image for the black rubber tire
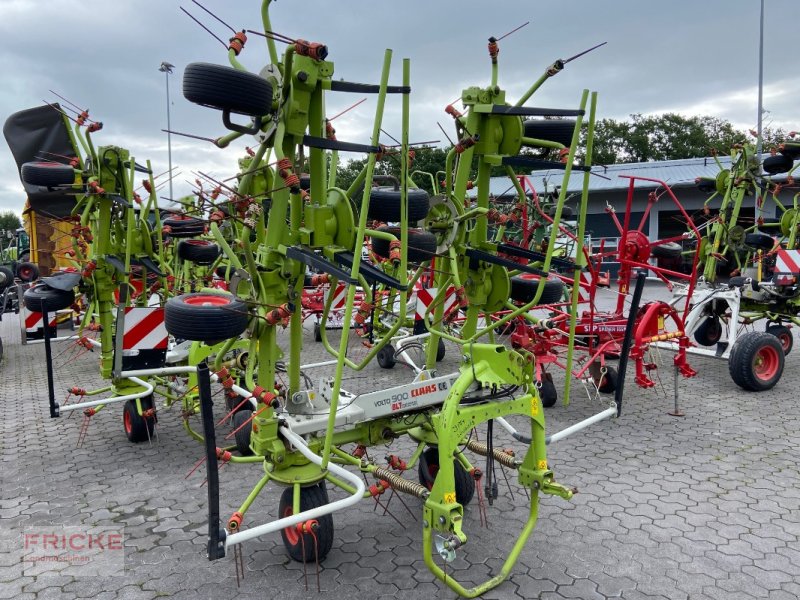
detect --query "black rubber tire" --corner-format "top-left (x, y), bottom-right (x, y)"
top-left (183, 62), bottom-right (274, 117)
top-left (728, 276), bottom-right (748, 288)
top-left (232, 409), bottom-right (253, 456)
top-left (766, 325), bottom-right (793, 356)
top-left (122, 397), bottom-right (157, 443)
top-left (695, 177), bottom-right (716, 194)
top-left (728, 331), bottom-right (784, 392)
top-left (523, 119), bottom-right (576, 146)
top-left (20, 161), bottom-right (75, 187)
top-left (744, 232), bottom-right (774, 251)
top-left (779, 141), bottom-right (800, 160)
top-left (299, 173), bottom-right (311, 191)
top-left (371, 227), bottom-right (437, 263)
top-left (164, 292), bottom-right (249, 343)
top-left (16, 261), bottom-right (39, 283)
top-left (418, 447), bottom-right (475, 506)
top-left (546, 204), bottom-right (574, 218)
top-left (763, 153), bottom-right (794, 175)
top-left (510, 274), bottom-right (564, 304)
top-left (163, 214), bottom-right (206, 238)
top-left (376, 345), bottom-right (396, 369)
top-left (436, 338), bottom-right (446, 362)
top-left (694, 316), bottom-right (723, 346)
top-left (0, 266), bottom-right (13, 291)
top-left (23, 283), bottom-right (74, 312)
top-left (367, 187), bottom-right (430, 223)
top-left (279, 483), bottom-right (334, 562)
top-left (177, 239), bottom-right (221, 265)
top-left (597, 366), bottom-right (618, 394)
top-left (540, 374), bottom-right (557, 408)
top-left (313, 322), bottom-right (322, 342)
top-left (651, 242), bottom-right (682, 258)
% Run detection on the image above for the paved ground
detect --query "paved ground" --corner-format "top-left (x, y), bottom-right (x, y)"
top-left (1, 283), bottom-right (800, 599)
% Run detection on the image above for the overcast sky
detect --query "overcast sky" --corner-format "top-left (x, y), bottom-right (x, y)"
top-left (1, 0), bottom-right (797, 216)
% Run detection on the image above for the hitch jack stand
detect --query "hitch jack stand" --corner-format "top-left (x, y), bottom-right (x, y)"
top-left (197, 362), bottom-right (226, 559)
top-left (40, 300), bottom-right (59, 418)
top-left (668, 364), bottom-right (685, 417)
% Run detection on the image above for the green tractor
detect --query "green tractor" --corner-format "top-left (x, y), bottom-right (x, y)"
top-left (0, 227), bottom-right (39, 317)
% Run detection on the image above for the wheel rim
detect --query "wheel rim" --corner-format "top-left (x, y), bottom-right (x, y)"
top-left (424, 463), bottom-right (438, 490)
top-left (282, 506), bottom-right (299, 546)
top-left (186, 240), bottom-right (211, 246)
top-left (123, 410), bottom-right (132, 434)
top-left (19, 266), bottom-right (32, 279)
top-left (184, 295), bottom-right (231, 307)
top-left (778, 333), bottom-right (791, 352)
top-left (753, 346), bottom-right (780, 381)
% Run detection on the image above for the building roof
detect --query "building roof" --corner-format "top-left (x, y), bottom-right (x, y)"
top-left (471, 155), bottom-right (793, 198)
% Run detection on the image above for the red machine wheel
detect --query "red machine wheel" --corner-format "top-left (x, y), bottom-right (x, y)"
top-left (417, 447), bottom-right (475, 505)
top-left (766, 325), bottom-right (793, 355)
top-left (122, 397), bottom-right (156, 443)
top-left (597, 367), bottom-right (618, 394)
top-left (164, 292), bottom-right (249, 342)
top-left (16, 262), bottom-right (39, 282)
top-left (728, 332), bottom-right (784, 392)
top-left (694, 316), bottom-right (722, 346)
top-left (278, 484), bottom-right (333, 562)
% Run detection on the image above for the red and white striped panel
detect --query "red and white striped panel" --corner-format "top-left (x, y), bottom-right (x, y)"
top-left (415, 287), bottom-right (457, 321)
top-left (323, 282), bottom-right (348, 310)
top-left (775, 249), bottom-right (800, 274)
top-left (123, 307), bottom-right (168, 351)
top-left (22, 307), bottom-right (58, 333)
top-left (577, 271), bottom-right (593, 302)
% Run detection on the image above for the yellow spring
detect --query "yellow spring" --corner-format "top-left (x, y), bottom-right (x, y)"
top-left (372, 467), bottom-right (430, 499)
top-left (466, 440), bottom-right (519, 469)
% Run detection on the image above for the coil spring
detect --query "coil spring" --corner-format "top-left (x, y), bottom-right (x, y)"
top-left (465, 440), bottom-right (519, 469)
top-left (372, 467), bottom-right (429, 499)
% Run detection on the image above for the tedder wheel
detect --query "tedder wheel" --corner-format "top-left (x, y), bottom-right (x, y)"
top-left (376, 345), bottom-right (396, 369)
top-left (418, 447), bottom-right (475, 505)
top-left (20, 161), bottom-right (76, 187)
top-left (436, 338), bottom-right (446, 362)
top-left (509, 274), bottom-right (564, 305)
top-left (0, 266), bottom-right (13, 291)
top-left (694, 315), bottom-right (723, 346)
top-left (728, 331), bottom-right (784, 392)
top-left (16, 261), bottom-right (39, 283)
top-left (523, 119), bottom-right (576, 146)
top-left (162, 214), bottom-right (206, 238)
top-left (183, 63), bottom-right (274, 116)
top-left (367, 186), bottom-right (430, 223)
top-left (762, 153), bottom-right (794, 175)
top-left (743, 232), bottom-right (775, 251)
top-left (279, 483), bottom-right (334, 562)
top-left (597, 367), bottom-right (618, 394)
top-left (23, 283), bottom-right (75, 313)
top-left (164, 292), bottom-right (249, 343)
top-left (313, 322), bottom-right (323, 342)
top-left (122, 397), bottom-right (157, 443)
top-left (177, 239), bottom-right (221, 265)
top-left (546, 204), bottom-right (574, 218)
top-left (371, 226), bottom-right (437, 263)
top-left (651, 242), bottom-right (682, 258)
top-left (232, 409), bottom-right (253, 456)
top-left (766, 324), bottom-right (793, 355)
top-left (539, 373), bottom-right (558, 408)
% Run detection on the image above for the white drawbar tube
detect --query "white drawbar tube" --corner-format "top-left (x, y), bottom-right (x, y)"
top-left (495, 403), bottom-right (617, 445)
top-left (57, 376), bottom-right (154, 413)
top-left (223, 426), bottom-right (366, 548)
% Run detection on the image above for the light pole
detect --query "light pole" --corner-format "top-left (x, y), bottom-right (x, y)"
top-left (159, 61), bottom-right (175, 202)
top-left (755, 0), bottom-right (765, 223)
